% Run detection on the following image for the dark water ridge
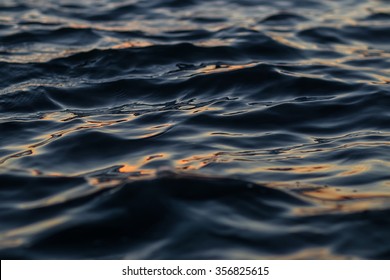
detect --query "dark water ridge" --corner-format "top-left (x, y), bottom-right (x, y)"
top-left (1, 171), bottom-right (390, 259)
top-left (0, 0), bottom-right (389, 259)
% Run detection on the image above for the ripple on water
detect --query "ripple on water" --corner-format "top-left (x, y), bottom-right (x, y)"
top-left (0, 0), bottom-right (389, 259)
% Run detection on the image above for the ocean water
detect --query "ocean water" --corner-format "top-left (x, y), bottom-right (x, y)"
top-left (0, 0), bottom-right (389, 259)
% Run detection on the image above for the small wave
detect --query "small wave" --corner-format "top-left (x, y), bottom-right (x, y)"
top-left (0, 0), bottom-right (389, 260)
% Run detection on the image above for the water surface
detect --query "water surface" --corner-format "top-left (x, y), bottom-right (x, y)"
top-left (0, 0), bottom-right (389, 259)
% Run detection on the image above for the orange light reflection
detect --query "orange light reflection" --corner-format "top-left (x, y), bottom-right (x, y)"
top-left (267, 164), bottom-right (332, 173)
top-left (118, 154), bottom-right (167, 174)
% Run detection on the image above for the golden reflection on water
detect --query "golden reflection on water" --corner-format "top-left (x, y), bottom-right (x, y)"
top-left (118, 153), bottom-right (167, 175)
top-left (265, 247), bottom-right (356, 260)
top-left (195, 38), bottom-right (234, 47)
top-left (0, 217), bottom-right (68, 248)
top-left (299, 186), bottom-right (390, 201)
top-left (3, 140), bottom-right (388, 217)
top-left (267, 164), bottom-right (333, 173)
top-left (194, 63), bottom-right (258, 75)
top-left (87, 177), bottom-right (122, 189)
top-left (339, 165), bottom-right (369, 176)
top-left (259, 163), bottom-right (370, 179)
top-left (266, 181), bottom-right (390, 215)
top-left (111, 41), bottom-right (153, 49)
top-left (267, 32), bottom-right (313, 50)
top-left (293, 198), bottom-right (390, 216)
top-left (69, 22), bottom-right (159, 35)
top-left (41, 111), bottom-right (78, 122)
top-left (177, 152), bottom-right (221, 171)
top-left (118, 164), bottom-right (140, 173)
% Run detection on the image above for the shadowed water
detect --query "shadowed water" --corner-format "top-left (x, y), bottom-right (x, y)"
top-left (0, 0), bottom-right (389, 259)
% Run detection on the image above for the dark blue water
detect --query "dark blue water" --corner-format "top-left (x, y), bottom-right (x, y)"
top-left (0, 0), bottom-right (390, 259)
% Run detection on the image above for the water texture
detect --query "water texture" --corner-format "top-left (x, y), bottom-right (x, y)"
top-left (0, 0), bottom-right (389, 259)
